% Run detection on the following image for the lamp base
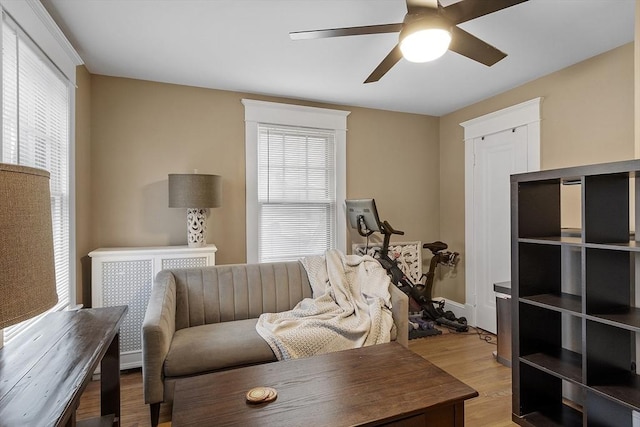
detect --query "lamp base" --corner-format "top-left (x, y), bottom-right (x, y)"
top-left (187, 208), bottom-right (209, 248)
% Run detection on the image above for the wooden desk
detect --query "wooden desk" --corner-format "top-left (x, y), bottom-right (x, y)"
top-left (0, 306), bottom-right (127, 427)
top-left (172, 342), bottom-right (478, 426)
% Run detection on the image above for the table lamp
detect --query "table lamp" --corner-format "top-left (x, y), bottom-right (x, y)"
top-left (0, 163), bottom-right (58, 349)
top-left (168, 173), bottom-right (222, 248)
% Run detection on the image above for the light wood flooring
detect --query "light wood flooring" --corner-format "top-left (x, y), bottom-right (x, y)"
top-left (77, 328), bottom-right (515, 427)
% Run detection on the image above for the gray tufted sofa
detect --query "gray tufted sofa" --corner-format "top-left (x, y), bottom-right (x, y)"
top-left (142, 261), bottom-right (408, 426)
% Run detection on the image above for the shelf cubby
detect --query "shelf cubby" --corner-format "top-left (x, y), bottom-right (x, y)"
top-left (517, 363), bottom-right (583, 427)
top-left (518, 243), bottom-right (561, 298)
top-left (584, 174), bottom-right (629, 244)
top-left (585, 248), bottom-right (632, 316)
top-left (519, 303), bottom-right (582, 383)
top-left (518, 241), bottom-right (582, 315)
top-left (517, 179), bottom-right (561, 239)
top-left (591, 375), bottom-right (640, 412)
top-left (586, 320), bottom-right (640, 411)
top-left (586, 391), bottom-right (636, 426)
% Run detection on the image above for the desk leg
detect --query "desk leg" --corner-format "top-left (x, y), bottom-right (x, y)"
top-left (421, 401), bottom-right (466, 427)
top-left (453, 401), bottom-right (465, 426)
top-left (101, 332), bottom-right (121, 426)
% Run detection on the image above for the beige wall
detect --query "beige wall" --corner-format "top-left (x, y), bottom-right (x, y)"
top-left (75, 65), bottom-right (91, 306)
top-left (438, 42), bottom-right (635, 303)
top-left (87, 76), bottom-right (440, 274)
top-left (346, 108), bottom-right (440, 249)
top-left (78, 42), bottom-right (634, 306)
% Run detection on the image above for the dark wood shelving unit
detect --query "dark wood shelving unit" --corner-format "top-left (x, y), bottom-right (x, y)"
top-left (512, 159), bottom-right (640, 426)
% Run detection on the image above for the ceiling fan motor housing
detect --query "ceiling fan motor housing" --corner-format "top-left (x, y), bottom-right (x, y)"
top-left (401, 12), bottom-right (451, 39)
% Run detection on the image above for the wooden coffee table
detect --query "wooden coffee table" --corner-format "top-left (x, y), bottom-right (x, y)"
top-left (172, 342), bottom-right (478, 426)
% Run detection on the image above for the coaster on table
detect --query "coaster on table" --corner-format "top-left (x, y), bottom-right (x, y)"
top-left (246, 386), bottom-right (277, 404)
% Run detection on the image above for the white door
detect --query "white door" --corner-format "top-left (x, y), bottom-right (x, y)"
top-left (473, 126), bottom-right (528, 333)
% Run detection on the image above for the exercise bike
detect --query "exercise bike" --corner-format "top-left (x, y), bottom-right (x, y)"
top-left (346, 199), bottom-right (468, 333)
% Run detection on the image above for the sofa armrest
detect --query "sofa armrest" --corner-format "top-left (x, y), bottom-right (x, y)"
top-left (142, 270), bottom-right (177, 404)
top-left (389, 284), bottom-right (408, 348)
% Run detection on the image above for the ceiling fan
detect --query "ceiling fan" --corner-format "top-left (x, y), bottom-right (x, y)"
top-left (289, 0), bottom-right (529, 83)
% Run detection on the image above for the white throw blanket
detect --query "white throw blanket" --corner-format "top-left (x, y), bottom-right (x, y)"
top-left (256, 249), bottom-right (394, 360)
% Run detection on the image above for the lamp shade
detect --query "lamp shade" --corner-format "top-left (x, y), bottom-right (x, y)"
top-left (168, 174), bottom-right (222, 208)
top-left (0, 163), bottom-right (58, 329)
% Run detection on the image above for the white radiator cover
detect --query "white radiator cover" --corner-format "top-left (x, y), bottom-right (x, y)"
top-left (89, 245), bottom-right (217, 370)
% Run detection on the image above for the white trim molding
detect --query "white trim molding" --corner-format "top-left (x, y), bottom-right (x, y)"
top-left (460, 98), bottom-right (542, 140)
top-left (242, 99), bottom-right (350, 263)
top-left (242, 99), bottom-right (349, 131)
top-left (0, 0), bottom-right (83, 83)
top-left (461, 97), bottom-right (542, 326)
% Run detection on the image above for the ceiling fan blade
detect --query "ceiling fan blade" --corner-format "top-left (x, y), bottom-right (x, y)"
top-left (364, 45), bottom-right (403, 83)
top-left (290, 23), bottom-right (402, 40)
top-left (442, 0), bottom-right (528, 25)
top-left (449, 26), bottom-right (507, 66)
top-left (405, 0), bottom-right (438, 13)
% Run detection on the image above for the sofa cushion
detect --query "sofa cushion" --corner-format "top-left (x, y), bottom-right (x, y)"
top-left (164, 318), bottom-right (276, 377)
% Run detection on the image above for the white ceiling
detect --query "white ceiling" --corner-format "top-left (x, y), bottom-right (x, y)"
top-left (42, 0), bottom-right (635, 116)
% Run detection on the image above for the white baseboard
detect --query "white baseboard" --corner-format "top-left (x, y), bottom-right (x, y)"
top-left (465, 303), bottom-right (476, 326)
top-left (93, 350), bottom-right (141, 377)
top-left (120, 350), bottom-right (142, 370)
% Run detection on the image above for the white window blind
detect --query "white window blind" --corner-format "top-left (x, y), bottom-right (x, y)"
top-left (257, 125), bottom-right (336, 262)
top-left (1, 14), bottom-right (71, 343)
top-left (244, 99), bottom-right (349, 263)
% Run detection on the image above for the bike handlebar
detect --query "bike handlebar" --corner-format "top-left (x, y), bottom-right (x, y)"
top-left (382, 220), bottom-right (404, 236)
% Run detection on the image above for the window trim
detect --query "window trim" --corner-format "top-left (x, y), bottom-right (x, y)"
top-left (242, 99), bottom-right (349, 263)
top-left (0, 0), bottom-right (82, 85)
top-left (0, 0), bottom-right (82, 345)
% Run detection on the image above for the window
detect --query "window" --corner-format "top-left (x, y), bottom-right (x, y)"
top-left (0, 3), bottom-right (81, 344)
top-left (258, 125), bottom-right (335, 262)
top-left (243, 100), bottom-right (349, 263)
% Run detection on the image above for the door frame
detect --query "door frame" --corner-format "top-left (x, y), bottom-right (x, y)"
top-left (461, 98), bottom-right (542, 326)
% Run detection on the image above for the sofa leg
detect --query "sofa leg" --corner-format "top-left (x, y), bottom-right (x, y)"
top-left (150, 402), bottom-right (161, 427)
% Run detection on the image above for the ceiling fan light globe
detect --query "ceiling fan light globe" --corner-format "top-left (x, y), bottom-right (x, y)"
top-left (400, 28), bottom-right (451, 63)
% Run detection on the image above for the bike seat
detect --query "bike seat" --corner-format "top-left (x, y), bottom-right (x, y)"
top-left (423, 241), bottom-right (448, 254)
